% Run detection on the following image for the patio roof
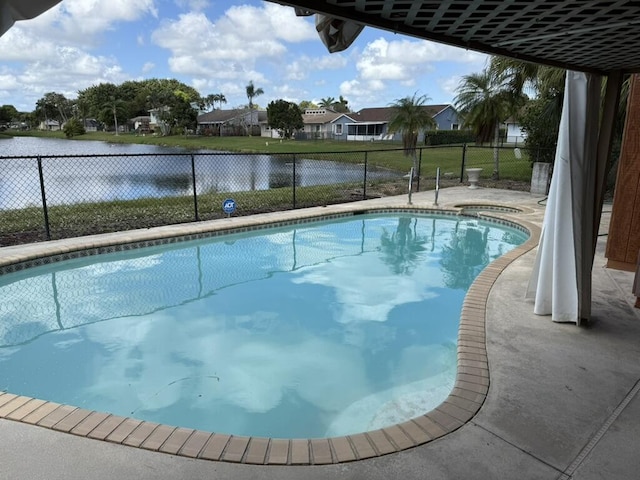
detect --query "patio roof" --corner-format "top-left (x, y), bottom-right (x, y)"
top-left (0, 0), bottom-right (61, 36)
top-left (268, 0), bottom-right (640, 75)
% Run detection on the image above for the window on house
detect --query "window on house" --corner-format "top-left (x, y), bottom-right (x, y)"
top-left (451, 123), bottom-right (459, 130)
top-left (347, 124), bottom-right (384, 136)
top-left (334, 124), bottom-right (343, 135)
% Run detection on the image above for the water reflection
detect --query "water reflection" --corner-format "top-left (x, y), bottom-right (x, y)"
top-left (379, 217), bottom-right (428, 275)
top-left (440, 220), bottom-right (490, 290)
top-left (0, 214), bottom-right (527, 437)
top-left (0, 215), bottom-right (527, 348)
top-left (0, 137), bottom-right (400, 209)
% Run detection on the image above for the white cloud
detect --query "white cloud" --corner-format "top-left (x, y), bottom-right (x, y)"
top-left (285, 60), bottom-right (307, 81)
top-left (19, 49), bottom-right (126, 87)
top-left (315, 54), bottom-right (349, 70)
top-left (0, 0), bottom-right (157, 110)
top-left (142, 62), bottom-right (155, 73)
top-left (285, 53), bottom-right (348, 81)
top-left (270, 84), bottom-right (304, 104)
top-left (10, 0), bottom-right (158, 44)
top-left (224, 3), bottom-right (317, 43)
top-left (0, 28), bottom-right (58, 62)
top-left (293, 255), bottom-right (441, 325)
top-left (175, 0), bottom-right (210, 11)
top-left (76, 311), bottom-right (373, 424)
top-left (59, 0), bottom-right (158, 38)
top-left (150, 4), bottom-right (316, 81)
top-left (2, 48), bottom-right (127, 110)
top-left (0, 0), bottom-right (488, 113)
top-left (440, 75), bottom-right (464, 99)
top-left (0, 73), bottom-right (19, 90)
top-left (337, 37), bottom-right (489, 109)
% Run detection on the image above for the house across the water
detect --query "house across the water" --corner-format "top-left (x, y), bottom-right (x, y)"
top-left (283, 104), bottom-right (461, 142)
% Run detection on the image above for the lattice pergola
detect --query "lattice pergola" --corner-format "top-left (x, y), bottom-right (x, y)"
top-left (269, 1), bottom-right (640, 323)
top-left (269, 0), bottom-right (640, 74)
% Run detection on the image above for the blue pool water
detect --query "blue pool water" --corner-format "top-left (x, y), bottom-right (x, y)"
top-left (0, 213), bottom-right (528, 438)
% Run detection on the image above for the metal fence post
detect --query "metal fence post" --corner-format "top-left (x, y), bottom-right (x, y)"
top-left (460, 143), bottom-right (467, 183)
top-left (191, 154), bottom-right (199, 221)
top-left (363, 152), bottom-right (368, 200)
top-left (416, 148), bottom-right (422, 192)
top-left (292, 153), bottom-right (297, 209)
top-left (37, 156), bottom-right (51, 240)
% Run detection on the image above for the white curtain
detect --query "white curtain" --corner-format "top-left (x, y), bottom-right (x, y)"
top-left (526, 71), bottom-right (602, 324)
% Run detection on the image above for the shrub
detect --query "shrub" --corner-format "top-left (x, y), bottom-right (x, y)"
top-left (63, 118), bottom-right (86, 138)
top-left (520, 97), bottom-right (559, 164)
top-left (424, 129), bottom-right (476, 146)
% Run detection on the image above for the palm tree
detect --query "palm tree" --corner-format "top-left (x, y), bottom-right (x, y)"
top-left (387, 93), bottom-right (437, 176)
top-left (488, 57), bottom-right (567, 164)
top-left (334, 95), bottom-right (350, 113)
top-left (454, 69), bottom-right (522, 179)
top-left (319, 96), bottom-right (336, 109)
top-left (490, 56), bottom-right (566, 98)
top-left (213, 93), bottom-right (227, 110)
top-left (490, 56), bottom-right (629, 179)
top-left (490, 56), bottom-right (565, 126)
top-left (102, 96), bottom-right (126, 135)
top-left (245, 81), bottom-right (264, 110)
top-left (203, 93), bottom-right (227, 112)
top-left (245, 81), bottom-right (264, 135)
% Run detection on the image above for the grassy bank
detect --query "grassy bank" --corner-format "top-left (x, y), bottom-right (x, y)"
top-left (9, 129), bottom-right (403, 154)
top-left (6, 130), bottom-right (533, 180)
top-left (0, 180), bottom-right (400, 246)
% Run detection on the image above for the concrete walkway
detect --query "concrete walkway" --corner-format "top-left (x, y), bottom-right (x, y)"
top-left (1, 187), bottom-right (639, 479)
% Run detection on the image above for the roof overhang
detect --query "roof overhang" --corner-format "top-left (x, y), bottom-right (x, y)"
top-left (0, 0), bottom-right (61, 36)
top-left (268, 0), bottom-right (640, 75)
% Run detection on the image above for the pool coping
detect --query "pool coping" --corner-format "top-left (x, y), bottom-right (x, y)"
top-left (0, 202), bottom-right (541, 465)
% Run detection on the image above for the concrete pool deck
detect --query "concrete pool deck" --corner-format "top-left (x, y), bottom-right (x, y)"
top-left (1, 186), bottom-right (639, 479)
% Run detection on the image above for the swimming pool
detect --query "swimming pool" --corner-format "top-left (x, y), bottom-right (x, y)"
top-left (0, 212), bottom-right (528, 441)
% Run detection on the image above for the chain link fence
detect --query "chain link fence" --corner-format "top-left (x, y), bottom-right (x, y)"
top-left (0, 145), bottom-right (545, 246)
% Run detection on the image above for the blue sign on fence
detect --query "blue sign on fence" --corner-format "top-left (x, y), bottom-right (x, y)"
top-left (222, 198), bottom-right (236, 215)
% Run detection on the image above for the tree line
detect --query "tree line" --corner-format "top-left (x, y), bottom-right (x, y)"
top-left (453, 57), bottom-right (629, 179)
top-left (5, 56), bottom-right (626, 166)
top-left (0, 77), bottom-right (352, 138)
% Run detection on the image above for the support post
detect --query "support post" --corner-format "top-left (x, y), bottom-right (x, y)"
top-left (606, 73), bottom-right (640, 270)
top-left (37, 156), bottom-right (51, 240)
top-left (292, 154), bottom-right (297, 209)
top-left (191, 154), bottom-right (199, 221)
top-left (363, 152), bottom-right (368, 200)
top-left (416, 148), bottom-right (422, 192)
top-left (460, 144), bottom-right (467, 182)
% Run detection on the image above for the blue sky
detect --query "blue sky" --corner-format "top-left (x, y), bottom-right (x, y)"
top-left (0, 0), bottom-right (490, 113)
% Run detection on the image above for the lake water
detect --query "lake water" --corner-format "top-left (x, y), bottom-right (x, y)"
top-left (0, 137), bottom-right (401, 209)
